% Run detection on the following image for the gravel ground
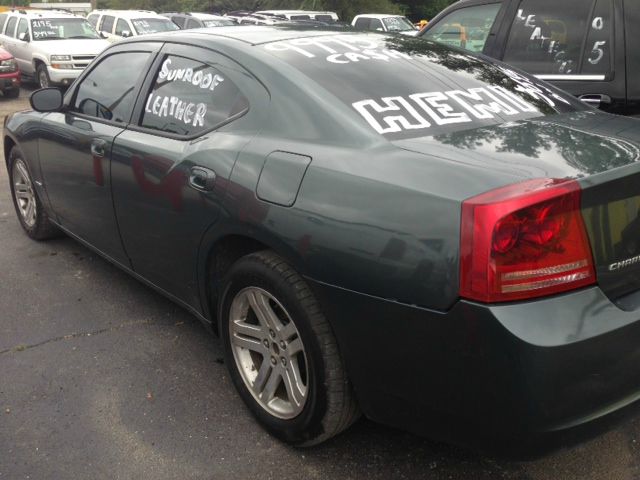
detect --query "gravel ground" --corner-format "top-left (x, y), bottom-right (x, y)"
top-left (1, 87), bottom-right (640, 480)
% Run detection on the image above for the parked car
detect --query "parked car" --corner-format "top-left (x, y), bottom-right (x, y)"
top-left (162, 12), bottom-right (237, 29)
top-left (0, 46), bottom-right (20, 97)
top-left (8, 27), bottom-right (640, 449)
top-left (0, 9), bottom-right (108, 89)
top-left (256, 10), bottom-right (339, 22)
top-left (419, 0), bottom-right (639, 115)
top-left (87, 10), bottom-right (179, 42)
top-left (352, 14), bottom-right (418, 35)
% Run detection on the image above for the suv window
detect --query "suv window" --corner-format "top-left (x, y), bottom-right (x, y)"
top-left (16, 18), bottom-right (28, 41)
top-left (87, 13), bottom-right (98, 27)
top-left (171, 16), bottom-right (185, 28)
top-left (503, 0), bottom-right (611, 76)
top-left (354, 18), bottom-right (370, 30)
top-left (73, 52), bottom-right (151, 122)
top-left (140, 54), bottom-right (249, 136)
top-left (115, 18), bottom-right (129, 36)
top-left (370, 18), bottom-right (383, 30)
top-left (423, 3), bottom-right (501, 53)
top-left (100, 15), bottom-right (115, 33)
top-left (0, 14), bottom-right (7, 33)
top-left (185, 18), bottom-right (199, 29)
top-left (5, 16), bottom-right (17, 37)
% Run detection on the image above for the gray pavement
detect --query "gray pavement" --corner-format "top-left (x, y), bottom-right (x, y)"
top-left (1, 87), bottom-right (640, 480)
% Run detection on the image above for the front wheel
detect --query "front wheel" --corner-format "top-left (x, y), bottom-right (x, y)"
top-left (219, 251), bottom-right (359, 446)
top-left (36, 64), bottom-right (50, 89)
top-left (8, 147), bottom-right (59, 240)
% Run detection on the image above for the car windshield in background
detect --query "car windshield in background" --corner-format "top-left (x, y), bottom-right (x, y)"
top-left (31, 18), bottom-right (100, 40)
top-left (383, 17), bottom-right (414, 32)
top-left (263, 34), bottom-right (585, 140)
top-left (203, 19), bottom-right (236, 27)
top-left (132, 18), bottom-right (179, 34)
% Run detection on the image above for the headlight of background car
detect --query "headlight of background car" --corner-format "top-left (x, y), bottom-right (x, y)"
top-left (50, 55), bottom-right (73, 69)
top-left (0, 58), bottom-right (17, 73)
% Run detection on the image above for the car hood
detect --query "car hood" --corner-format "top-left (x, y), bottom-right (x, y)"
top-left (392, 111), bottom-right (640, 180)
top-left (33, 38), bottom-right (110, 56)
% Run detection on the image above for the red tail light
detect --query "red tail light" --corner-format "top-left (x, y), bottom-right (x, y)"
top-left (460, 178), bottom-right (596, 303)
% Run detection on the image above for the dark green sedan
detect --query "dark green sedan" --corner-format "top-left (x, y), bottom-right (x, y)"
top-left (6, 26), bottom-right (640, 448)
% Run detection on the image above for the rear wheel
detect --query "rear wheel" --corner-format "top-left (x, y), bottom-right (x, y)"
top-left (219, 251), bottom-right (359, 446)
top-left (8, 147), bottom-right (59, 240)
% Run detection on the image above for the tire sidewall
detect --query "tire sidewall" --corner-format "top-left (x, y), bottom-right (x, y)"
top-left (37, 65), bottom-right (49, 89)
top-left (219, 256), bottom-right (329, 445)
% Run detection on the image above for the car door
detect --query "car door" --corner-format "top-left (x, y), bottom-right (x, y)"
top-left (13, 18), bottom-right (32, 74)
top-left (110, 43), bottom-right (268, 308)
top-left (496, 0), bottom-right (624, 113)
top-left (98, 14), bottom-right (116, 42)
top-left (420, 0), bottom-right (509, 55)
top-left (37, 43), bottom-right (159, 266)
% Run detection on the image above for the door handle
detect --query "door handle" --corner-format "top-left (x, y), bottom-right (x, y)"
top-left (91, 139), bottom-right (107, 157)
top-left (579, 94), bottom-right (612, 108)
top-left (189, 166), bottom-right (216, 191)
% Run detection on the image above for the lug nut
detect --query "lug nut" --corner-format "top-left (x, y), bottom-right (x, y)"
top-left (270, 356), bottom-right (277, 365)
top-left (281, 357), bottom-right (287, 367)
top-left (269, 330), bottom-right (276, 339)
top-left (263, 339), bottom-right (269, 349)
top-left (280, 341), bottom-right (286, 349)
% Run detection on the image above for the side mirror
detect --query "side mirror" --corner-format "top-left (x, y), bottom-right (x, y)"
top-left (18, 32), bottom-right (30, 42)
top-left (30, 88), bottom-right (63, 112)
top-left (99, 31), bottom-right (107, 39)
top-left (121, 30), bottom-right (131, 38)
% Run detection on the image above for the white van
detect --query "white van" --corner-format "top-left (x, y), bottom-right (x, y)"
top-left (87, 10), bottom-right (179, 42)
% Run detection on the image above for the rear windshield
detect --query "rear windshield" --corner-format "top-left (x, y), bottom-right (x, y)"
top-left (263, 34), bottom-right (586, 139)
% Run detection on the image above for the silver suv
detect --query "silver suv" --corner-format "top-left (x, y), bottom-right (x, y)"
top-left (0, 9), bottom-right (109, 88)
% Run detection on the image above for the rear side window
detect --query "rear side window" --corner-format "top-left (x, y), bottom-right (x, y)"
top-left (87, 14), bottom-right (98, 27)
top-left (0, 14), bottom-right (7, 33)
top-left (185, 18), bottom-right (199, 29)
top-left (5, 16), bottom-right (17, 37)
top-left (263, 34), bottom-right (585, 140)
top-left (100, 15), bottom-right (115, 33)
top-left (354, 18), bottom-right (370, 30)
top-left (73, 52), bottom-right (151, 122)
top-left (423, 4), bottom-right (501, 53)
top-left (140, 55), bottom-right (249, 137)
top-left (503, 0), bottom-right (612, 76)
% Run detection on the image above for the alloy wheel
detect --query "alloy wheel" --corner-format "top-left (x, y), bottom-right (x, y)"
top-left (12, 159), bottom-right (37, 227)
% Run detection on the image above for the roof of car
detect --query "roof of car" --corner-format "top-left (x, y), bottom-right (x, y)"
top-left (188, 12), bottom-right (231, 20)
top-left (353, 14), bottom-right (407, 19)
top-left (6, 9), bottom-right (82, 19)
top-left (142, 25), bottom-right (364, 45)
top-left (88, 10), bottom-right (167, 19)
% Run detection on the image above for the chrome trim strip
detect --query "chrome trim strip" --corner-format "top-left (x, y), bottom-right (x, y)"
top-left (535, 74), bottom-right (606, 81)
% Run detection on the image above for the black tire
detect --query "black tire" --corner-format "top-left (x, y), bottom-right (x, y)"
top-left (3, 88), bottom-right (19, 98)
top-left (8, 146), bottom-right (60, 240)
top-left (219, 250), bottom-right (359, 446)
top-left (36, 63), bottom-right (50, 89)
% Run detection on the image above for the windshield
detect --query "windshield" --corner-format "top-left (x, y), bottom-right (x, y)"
top-left (383, 17), bottom-right (415, 32)
top-left (203, 18), bottom-right (236, 27)
top-left (263, 34), bottom-right (586, 140)
top-left (132, 18), bottom-right (179, 34)
top-left (31, 18), bottom-right (100, 40)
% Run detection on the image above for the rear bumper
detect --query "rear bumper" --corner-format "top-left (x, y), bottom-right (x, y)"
top-left (310, 281), bottom-right (640, 446)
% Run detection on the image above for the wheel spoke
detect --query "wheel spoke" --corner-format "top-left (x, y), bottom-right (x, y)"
top-left (282, 367), bottom-right (305, 408)
top-left (261, 368), bottom-right (281, 402)
top-left (231, 333), bottom-right (266, 353)
top-left (247, 290), bottom-right (281, 331)
top-left (232, 320), bottom-right (263, 340)
top-left (26, 200), bottom-right (36, 223)
top-left (15, 190), bottom-right (30, 200)
top-left (252, 360), bottom-right (273, 394)
top-left (279, 321), bottom-right (298, 341)
top-left (287, 337), bottom-right (304, 356)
